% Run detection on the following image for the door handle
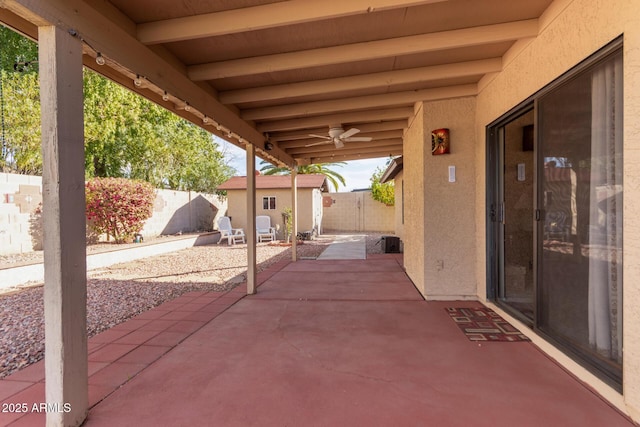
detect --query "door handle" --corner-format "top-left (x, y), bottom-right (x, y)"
top-left (498, 203), bottom-right (505, 223)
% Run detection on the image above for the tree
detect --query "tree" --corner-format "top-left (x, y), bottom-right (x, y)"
top-left (83, 71), bottom-right (235, 192)
top-left (260, 161), bottom-right (347, 191)
top-left (0, 26), bottom-right (234, 191)
top-left (0, 26), bottom-right (38, 73)
top-left (1, 26), bottom-right (40, 173)
top-left (370, 166), bottom-right (395, 206)
top-left (1, 71), bottom-right (41, 173)
top-left (85, 177), bottom-right (155, 243)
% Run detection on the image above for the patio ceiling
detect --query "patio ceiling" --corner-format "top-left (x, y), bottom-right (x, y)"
top-left (0, 0), bottom-right (552, 167)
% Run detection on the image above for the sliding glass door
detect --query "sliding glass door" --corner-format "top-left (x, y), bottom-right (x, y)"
top-left (491, 110), bottom-right (535, 323)
top-left (537, 48), bottom-right (623, 384)
top-left (488, 41), bottom-right (623, 387)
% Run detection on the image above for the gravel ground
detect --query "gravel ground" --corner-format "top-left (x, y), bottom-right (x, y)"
top-left (0, 233), bottom-right (389, 378)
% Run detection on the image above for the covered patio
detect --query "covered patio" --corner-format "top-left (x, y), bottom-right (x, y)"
top-left (2, 252), bottom-right (633, 426)
top-left (1, 0), bottom-right (640, 425)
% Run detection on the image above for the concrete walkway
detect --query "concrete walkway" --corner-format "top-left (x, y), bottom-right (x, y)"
top-left (316, 234), bottom-right (366, 260)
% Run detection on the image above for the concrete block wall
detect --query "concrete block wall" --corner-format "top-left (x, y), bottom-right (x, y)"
top-left (141, 189), bottom-right (227, 237)
top-left (0, 172), bottom-right (227, 254)
top-left (0, 173), bottom-right (43, 254)
top-left (322, 191), bottom-right (394, 233)
top-left (0, 203), bottom-right (35, 254)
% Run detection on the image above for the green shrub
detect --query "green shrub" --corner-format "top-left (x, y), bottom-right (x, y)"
top-left (85, 177), bottom-right (155, 243)
top-left (282, 207), bottom-right (293, 243)
top-left (370, 166), bottom-right (394, 206)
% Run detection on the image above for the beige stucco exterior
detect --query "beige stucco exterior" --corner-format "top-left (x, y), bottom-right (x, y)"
top-left (222, 187), bottom-right (322, 239)
top-left (404, 97), bottom-right (477, 299)
top-left (402, 0), bottom-right (640, 420)
top-left (403, 103), bottom-right (426, 294)
top-left (394, 171), bottom-right (404, 242)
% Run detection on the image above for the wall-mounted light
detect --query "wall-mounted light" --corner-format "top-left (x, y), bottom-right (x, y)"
top-left (162, 91), bottom-right (169, 102)
top-left (133, 74), bottom-right (144, 87)
top-left (448, 165), bottom-right (456, 183)
top-left (264, 142), bottom-right (274, 151)
top-left (203, 116), bottom-right (209, 124)
top-left (95, 53), bottom-right (105, 66)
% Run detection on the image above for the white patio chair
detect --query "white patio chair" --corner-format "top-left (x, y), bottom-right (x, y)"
top-left (217, 216), bottom-right (245, 245)
top-left (256, 215), bottom-right (277, 242)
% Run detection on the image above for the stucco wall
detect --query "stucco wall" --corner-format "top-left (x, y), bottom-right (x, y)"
top-left (404, 103), bottom-right (426, 295)
top-left (422, 96), bottom-right (477, 299)
top-left (321, 191), bottom-right (394, 233)
top-left (394, 171), bottom-right (404, 241)
top-left (223, 188), bottom-right (318, 239)
top-left (474, 0), bottom-right (640, 419)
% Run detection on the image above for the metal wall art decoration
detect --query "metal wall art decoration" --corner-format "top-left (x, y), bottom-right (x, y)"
top-left (431, 128), bottom-right (450, 155)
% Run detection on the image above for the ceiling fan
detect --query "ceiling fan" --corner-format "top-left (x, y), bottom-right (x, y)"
top-left (306, 125), bottom-right (372, 149)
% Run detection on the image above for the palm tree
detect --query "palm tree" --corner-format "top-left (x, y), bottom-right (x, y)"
top-left (260, 161), bottom-right (347, 191)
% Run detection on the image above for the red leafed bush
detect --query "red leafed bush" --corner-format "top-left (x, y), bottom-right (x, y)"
top-left (85, 177), bottom-right (155, 243)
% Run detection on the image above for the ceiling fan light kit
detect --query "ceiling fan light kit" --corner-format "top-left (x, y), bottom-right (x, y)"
top-left (306, 125), bottom-right (372, 149)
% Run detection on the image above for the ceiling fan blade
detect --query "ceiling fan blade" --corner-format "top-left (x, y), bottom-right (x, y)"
top-left (305, 140), bottom-right (332, 147)
top-left (334, 139), bottom-right (345, 149)
top-left (308, 134), bottom-right (331, 140)
top-left (339, 128), bottom-right (360, 139)
top-left (344, 136), bottom-right (372, 142)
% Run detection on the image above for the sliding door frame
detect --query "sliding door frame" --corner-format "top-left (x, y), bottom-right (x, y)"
top-left (486, 37), bottom-right (624, 390)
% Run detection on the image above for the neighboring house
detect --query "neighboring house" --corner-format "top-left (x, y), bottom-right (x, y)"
top-left (380, 156), bottom-right (404, 241)
top-left (216, 174), bottom-right (328, 239)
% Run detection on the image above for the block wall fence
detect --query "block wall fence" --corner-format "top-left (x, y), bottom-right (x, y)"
top-left (0, 172), bottom-right (227, 254)
top-left (1, 173), bottom-right (396, 255)
top-left (321, 191), bottom-right (394, 233)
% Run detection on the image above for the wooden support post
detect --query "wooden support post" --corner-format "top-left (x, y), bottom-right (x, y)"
top-left (291, 168), bottom-right (298, 262)
top-left (39, 25), bottom-right (88, 427)
top-left (246, 144), bottom-right (257, 294)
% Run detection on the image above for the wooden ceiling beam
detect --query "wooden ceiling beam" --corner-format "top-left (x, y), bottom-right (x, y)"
top-left (189, 19), bottom-right (538, 80)
top-left (243, 84), bottom-right (477, 121)
top-left (298, 147), bottom-right (404, 164)
top-left (257, 107), bottom-right (414, 132)
top-left (220, 58), bottom-right (501, 104)
top-left (286, 139), bottom-right (403, 155)
top-left (294, 144), bottom-right (403, 159)
top-left (137, 0), bottom-right (447, 45)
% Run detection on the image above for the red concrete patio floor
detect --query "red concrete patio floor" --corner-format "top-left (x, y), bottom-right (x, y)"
top-left (1, 255), bottom-right (634, 426)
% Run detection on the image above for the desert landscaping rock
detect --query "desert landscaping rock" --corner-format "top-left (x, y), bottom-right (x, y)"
top-left (0, 233), bottom-right (387, 378)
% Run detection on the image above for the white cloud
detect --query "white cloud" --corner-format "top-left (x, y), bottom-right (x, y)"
top-left (219, 138), bottom-right (392, 193)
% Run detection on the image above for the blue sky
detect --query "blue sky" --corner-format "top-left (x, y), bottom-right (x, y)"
top-left (218, 138), bottom-right (391, 192)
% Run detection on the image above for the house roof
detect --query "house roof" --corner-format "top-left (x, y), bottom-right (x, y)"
top-left (380, 156), bottom-right (403, 183)
top-left (217, 174), bottom-right (329, 192)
